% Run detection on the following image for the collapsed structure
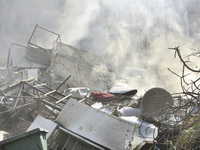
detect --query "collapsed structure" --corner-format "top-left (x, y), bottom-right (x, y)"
top-left (0, 25), bottom-right (198, 150)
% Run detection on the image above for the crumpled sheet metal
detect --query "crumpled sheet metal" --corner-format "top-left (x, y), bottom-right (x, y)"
top-left (56, 99), bottom-right (158, 150)
top-left (68, 87), bottom-right (91, 98)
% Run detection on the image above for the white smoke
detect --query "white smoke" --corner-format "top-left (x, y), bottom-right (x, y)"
top-left (57, 0), bottom-right (100, 46)
top-left (0, 0), bottom-right (64, 57)
top-left (1, 0), bottom-right (199, 93)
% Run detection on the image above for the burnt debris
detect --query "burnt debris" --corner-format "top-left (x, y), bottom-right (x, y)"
top-left (0, 25), bottom-right (199, 150)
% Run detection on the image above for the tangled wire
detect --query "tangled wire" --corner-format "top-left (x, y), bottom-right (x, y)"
top-left (152, 46), bottom-right (200, 150)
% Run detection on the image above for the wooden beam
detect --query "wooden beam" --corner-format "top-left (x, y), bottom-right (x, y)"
top-left (22, 82), bottom-right (61, 102)
top-left (35, 80), bottom-right (67, 97)
top-left (22, 90), bottom-right (63, 111)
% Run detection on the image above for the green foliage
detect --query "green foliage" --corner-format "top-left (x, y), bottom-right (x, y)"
top-left (173, 115), bottom-right (200, 150)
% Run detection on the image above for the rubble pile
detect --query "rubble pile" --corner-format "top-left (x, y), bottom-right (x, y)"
top-left (0, 76), bottom-right (160, 149)
top-left (0, 25), bottom-right (199, 150)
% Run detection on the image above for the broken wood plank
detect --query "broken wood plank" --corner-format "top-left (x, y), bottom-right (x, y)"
top-left (33, 83), bottom-right (46, 87)
top-left (55, 94), bottom-right (72, 104)
top-left (22, 77), bottom-right (35, 83)
top-left (79, 98), bottom-right (85, 103)
top-left (44, 90), bottom-right (56, 97)
top-left (35, 80), bottom-right (67, 97)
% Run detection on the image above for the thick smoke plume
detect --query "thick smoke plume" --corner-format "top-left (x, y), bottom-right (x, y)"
top-left (0, 0), bottom-right (199, 94)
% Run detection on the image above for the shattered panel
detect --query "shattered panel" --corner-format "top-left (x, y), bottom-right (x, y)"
top-left (25, 47), bottom-right (51, 66)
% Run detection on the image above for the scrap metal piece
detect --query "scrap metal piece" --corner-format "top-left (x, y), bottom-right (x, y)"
top-left (56, 75), bottom-right (71, 90)
top-left (68, 87), bottom-right (91, 98)
top-left (56, 99), bottom-right (158, 150)
top-left (27, 115), bottom-right (57, 140)
top-left (27, 115), bottom-right (105, 149)
top-left (141, 87), bottom-right (174, 123)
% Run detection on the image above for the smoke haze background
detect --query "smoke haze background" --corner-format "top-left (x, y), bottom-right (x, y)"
top-left (0, 0), bottom-right (199, 94)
